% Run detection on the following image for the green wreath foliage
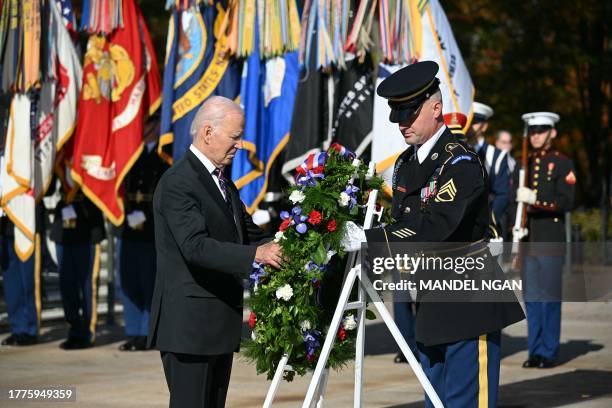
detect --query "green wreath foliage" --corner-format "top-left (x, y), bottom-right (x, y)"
top-left (242, 148), bottom-right (383, 380)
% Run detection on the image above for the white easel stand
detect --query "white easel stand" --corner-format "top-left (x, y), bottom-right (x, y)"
top-left (263, 188), bottom-right (443, 408)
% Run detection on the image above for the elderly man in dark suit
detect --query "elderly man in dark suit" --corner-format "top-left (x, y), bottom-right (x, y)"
top-left (148, 96), bottom-right (282, 408)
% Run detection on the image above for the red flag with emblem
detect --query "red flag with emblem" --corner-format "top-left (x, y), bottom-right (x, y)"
top-left (70, 0), bottom-right (161, 225)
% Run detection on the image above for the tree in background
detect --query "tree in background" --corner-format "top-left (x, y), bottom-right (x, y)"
top-left (445, 0), bottom-right (610, 212)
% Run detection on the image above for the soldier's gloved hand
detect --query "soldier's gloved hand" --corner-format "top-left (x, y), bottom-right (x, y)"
top-left (516, 187), bottom-right (537, 205)
top-left (340, 221), bottom-right (367, 252)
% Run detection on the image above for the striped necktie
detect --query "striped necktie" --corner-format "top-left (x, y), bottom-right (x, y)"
top-left (213, 168), bottom-right (233, 211)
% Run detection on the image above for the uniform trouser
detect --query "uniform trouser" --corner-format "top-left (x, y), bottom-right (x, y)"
top-left (117, 239), bottom-right (156, 337)
top-left (56, 243), bottom-right (101, 342)
top-left (418, 331), bottom-right (501, 408)
top-left (393, 301), bottom-right (417, 353)
top-left (1, 235), bottom-right (40, 336)
top-left (524, 255), bottom-right (564, 360)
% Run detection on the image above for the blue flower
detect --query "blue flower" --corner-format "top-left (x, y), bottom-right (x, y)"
top-left (297, 170), bottom-right (324, 187)
top-left (250, 262), bottom-right (266, 285)
top-left (296, 223), bottom-right (308, 234)
top-left (303, 329), bottom-right (321, 356)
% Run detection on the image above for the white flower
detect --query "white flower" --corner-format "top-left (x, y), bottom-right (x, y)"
top-left (289, 190), bottom-right (306, 204)
top-left (343, 314), bottom-right (357, 331)
top-left (300, 320), bottom-right (312, 331)
top-left (338, 192), bottom-right (351, 207)
top-left (274, 231), bottom-right (285, 242)
top-left (352, 158), bottom-right (362, 167)
top-left (325, 250), bottom-right (337, 264)
top-left (251, 330), bottom-right (257, 341)
top-left (275, 284), bottom-right (294, 301)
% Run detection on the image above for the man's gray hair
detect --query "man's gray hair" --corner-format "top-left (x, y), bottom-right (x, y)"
top-left (190, 96), bottom-right (244, 138)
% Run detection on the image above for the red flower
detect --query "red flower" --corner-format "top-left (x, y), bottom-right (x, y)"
top-left (307, 354), bottom-right (315, 363)
top-left (327, 220), bottom-right (337, 232)
top-left (308, 210), bottom-right (322, 225)
top-left (279, 219), bottom-right (291, 232)
top-left (313, 279), bottom-right (321, 288)
top-left (248, 311), bottom-right (256, 329)
top-left (338, 327), bottom-right (346, 341)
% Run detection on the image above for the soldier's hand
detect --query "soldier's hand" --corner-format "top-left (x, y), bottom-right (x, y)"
top-left (516, 187), bottom-right (537, 205)
top-left (255, 242), bottom-right (283, 269)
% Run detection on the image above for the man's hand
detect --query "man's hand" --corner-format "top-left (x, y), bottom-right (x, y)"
top-left (516, 187), bottom-right (537, 205)
top-left (255, 241), bottom-right (283, 269)
top-left (340, 221), bottom-right (367, 252)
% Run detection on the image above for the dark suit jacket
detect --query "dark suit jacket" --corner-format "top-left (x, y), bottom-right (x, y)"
top-left (147, 150), bottom-right (269, 355)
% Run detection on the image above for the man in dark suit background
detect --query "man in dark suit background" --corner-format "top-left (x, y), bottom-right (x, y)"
top-left (148, 96), bottom-right (282, 408)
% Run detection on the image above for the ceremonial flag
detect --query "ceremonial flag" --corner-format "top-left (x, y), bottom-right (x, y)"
top-left (70, 0), bottom-right (161, 225)
top-left (159, 4), bottom-right (241, 163)
top-left (331, 55), bottom-right (374, 158)
top-left (1, 0), bottom-right (22, 92)
top-left (415, 0), bottom-right (473, 128)
top-left (371, 63), bottom-right (407, 195)
top-left (280, 52), bottom-right (335, 179)
top-left (1, 95), bottom-right (36, 260)
top-left (373, 0), bottom-right (474, 195)
top-left (0, 0), bottom-right (82, 259)
top-left (232, 11), bottom-right (298, 213)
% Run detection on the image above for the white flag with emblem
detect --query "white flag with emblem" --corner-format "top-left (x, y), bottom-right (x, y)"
top-left (372, 0), bottom-right (474, 196)
top-left (0, 2), bottom-right (81, 260)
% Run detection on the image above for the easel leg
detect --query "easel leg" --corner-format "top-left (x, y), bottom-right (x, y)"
top-left (302, 267), bottom-right (359, 408)
top-left (354, 268), bottom-right (365, 408)
top-left (263, 353), bottom-right (291, 408)
top-left (359, 275), bottom-right (444, 408)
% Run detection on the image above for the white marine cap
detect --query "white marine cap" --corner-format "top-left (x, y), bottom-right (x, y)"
top-left (521, 112), bottom-right (560, 127)
top-left (473, 102), bottom-right (494, 121)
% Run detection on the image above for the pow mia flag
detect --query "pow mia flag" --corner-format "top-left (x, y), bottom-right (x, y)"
top-left (331, 55), bottom-right (374, 159)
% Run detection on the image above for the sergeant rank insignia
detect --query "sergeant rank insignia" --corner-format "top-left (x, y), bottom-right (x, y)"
top-left (434, 179), bottom-right (457, 202)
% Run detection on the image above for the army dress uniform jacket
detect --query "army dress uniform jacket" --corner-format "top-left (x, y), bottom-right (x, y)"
top-left (148, 150), bottom-right (270, 356)
top-left (526, 149), bottom-right (576, 243)
top-left (365, 128), bottom-right (524, 346)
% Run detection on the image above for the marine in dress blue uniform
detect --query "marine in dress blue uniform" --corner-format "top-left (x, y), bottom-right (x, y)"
top-left (0, 214), bottom-right (42, 346)
top-left (50, 190), bottom-right (105, 349)
top-left (468, 102), bottom-right (511, 229)
top-left (516, 112), bottom-right (575, 369)
top-left (364, 62), bottom-right (525, 407)
top-left (115, 120), bottom-right (169, 351)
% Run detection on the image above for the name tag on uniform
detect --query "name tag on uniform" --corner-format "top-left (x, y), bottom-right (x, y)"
top-left (397, 185), bottom-right (407, 193)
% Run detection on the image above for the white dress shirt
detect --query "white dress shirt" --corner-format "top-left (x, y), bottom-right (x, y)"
top-left (416, 125), bottom-right (447, 164)
top-left (189, 145), bottom-right (226, 200)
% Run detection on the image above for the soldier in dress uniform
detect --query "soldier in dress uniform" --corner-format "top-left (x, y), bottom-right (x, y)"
top-left (0, 214), bottom-right (42, 346)
top-left (516, 112), bottom-right (575, 369)
top-left (50, 189), bottom-right (105, 349)
top-left (115, 117), bottom-right (169, 351)
top-left (342, 61), bottom-right (525, 407)
top-left (467, 102), bottom-right (511, 227)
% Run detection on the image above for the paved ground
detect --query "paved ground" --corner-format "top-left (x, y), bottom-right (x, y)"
top-left (1, 302), bottom-right (612, 407)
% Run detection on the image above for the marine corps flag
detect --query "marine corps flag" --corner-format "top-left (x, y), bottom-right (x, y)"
top-left (159, 4), bottom-right (241, 163)
top-left (70, 0), bottom-right (161, 226)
